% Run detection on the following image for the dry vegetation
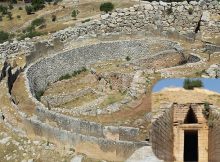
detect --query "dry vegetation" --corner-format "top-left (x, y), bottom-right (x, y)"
top-left (0, 0), bottom-right (136, 35)
top-left (152, 87), bottom-right (220, 111)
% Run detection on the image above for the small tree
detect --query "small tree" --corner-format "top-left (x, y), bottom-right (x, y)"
top-left (183, 78), bottom-right (191, 90)
top-left (7, 12), bottom-right (13, 20)
top-left (0, 5), bottom-right (8, 15)
top-left (25, 5), bottom-right (33, 15)
top-left (0, 31), bottom-right (9, 43)
top-left (31, 17), bottom-right (45, 27)
top-left (10, 0), bottom-right (17, 4)
top-left (8, 4), bottom-right (14, 10)
top-left (100, 2), bottom-right (114, 13)
top-left (31, 0), bottom-right (45, 11)
top-left (51, 15), bottom-right (56, 21)
top-left (71, 9), bottom-right (79, 20)
top-left (183, 79), bottom-right (203, 90)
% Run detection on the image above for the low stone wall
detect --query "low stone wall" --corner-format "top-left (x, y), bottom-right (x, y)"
top-left (35, 107), bottom-right (140, 141)
top-left (132, 49), bottom-right (185, 69)
top-left (204, 43), bottom-right (220, 53)
top-left (208, 107), bottom-right (220, 162)
top-left (41, 88), bottom-right (95, 107)
top-left (23, 117), bottom-right (148, 161)
top-left (150, 103), bottom-right (174, 161)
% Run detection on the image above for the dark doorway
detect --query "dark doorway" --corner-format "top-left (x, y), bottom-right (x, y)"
top-left (184, 107), bottom-right (198, 124)
top-left (184, 130), bottom-right (198, 162)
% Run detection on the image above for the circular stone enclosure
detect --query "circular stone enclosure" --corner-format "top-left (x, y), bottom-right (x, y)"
top-left (25, 39), bottom-right (195, 101)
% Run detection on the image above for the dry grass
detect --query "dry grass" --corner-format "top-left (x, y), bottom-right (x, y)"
top-left (43, 71), bottom-right (97, 96)
top-left (99, 91), bottom-right (125, 108)
top-left (152, 88), bottom-right (220, 111)
top-left (58, 92), bottom-right (98, 108)
top-left (0, 0), bottom-right (136, 34)
top-left (91, 60), bottom-right (133, 73)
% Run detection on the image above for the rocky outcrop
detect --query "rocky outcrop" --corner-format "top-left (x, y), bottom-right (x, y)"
top-left (202, 64), bottom-right (220, 78)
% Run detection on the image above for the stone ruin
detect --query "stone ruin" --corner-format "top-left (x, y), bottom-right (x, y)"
top-left (151, 102), bottom-right (220, 162)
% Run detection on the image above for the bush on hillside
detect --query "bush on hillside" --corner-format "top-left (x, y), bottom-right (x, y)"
top-left (71, 9), bottom-right (79, 20)
top-left (31, 0), bottom-right (45, 11)
top-left (0, 31), bottom-right (9, 43)
top-left (25, 5), bottom-right (33, 14)
top-left (10, 0), bottom-right (17, 4)
top-left (31, 17), bottom-right (45, 27)
top-left (0, 5), bottom-right (8, 15)
top-left (100, 2), bottom-right (114, 13)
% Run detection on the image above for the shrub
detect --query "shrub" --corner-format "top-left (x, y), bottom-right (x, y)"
top-left (183, 79), bottom-right (203, 90)
top-left (7, 12), bottom-right (13, 20)
top-left (31, 17), bottom-right (45, 27)
top-left (100, 2), bottom-right (114, 13)
top-left (81, 67), bottom-right (87, 72)
top-left (166, 7), bottom-right (173, 15)
top-left (19, 25), bottom-right (44, 40)
top-left (51, 14), bottom-right (56, 21)
top-left (19, 7), bottom-right (23, 10)
top-left (8, 4), bottom-right (13, 10)
top-left (0, 31), bottom-right (9, 43)
top-left (81, 18), bottom-right (90, 23)
top-left (25, 5), bottom-right (33, 15)
top-left (188, 7), bottom-right (193, 15)
top-left (10, 0), bottom-right (17, 4)
top-left (53, 0), bottom-right (62, 5)
top-left (71, 9), bottom-right (79, 20)
top-left (59, 74), bottom-right (71, 81)
top-left (203, 102), bottom-right (210, 119)
top-left (35, 90), bottom-right (44, 101)
top-left (31, 0), bottom-right (45, 11)
top-left (126, 56), bottom-right (131, 61)
top-left (0, 5), bottom-right (8, 15)
top-left (53, 1), bottom-right (58, 5)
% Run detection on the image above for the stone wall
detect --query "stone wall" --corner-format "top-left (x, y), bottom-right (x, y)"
top-left (52, 0), bottom-right (219, 42)
top-left (41, 88), bottom-right (95, 107)
top-left (208, 106), bottom-right (220, 162)
top-left (23, 117), bottom-right (148, 161)
top-left (35, 106), bottom-right (140, 141)
top-left (0, 0), bottom-right (219, 59)
top-left (150, 103), bottom-right (174, 161)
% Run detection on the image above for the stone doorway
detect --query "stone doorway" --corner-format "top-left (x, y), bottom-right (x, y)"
top-left (184, 130), bottom-right (198, 162)
top-left (173, 103), bottom-right (208, 162)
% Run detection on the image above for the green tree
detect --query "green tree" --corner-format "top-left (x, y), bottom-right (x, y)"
top-left (25, 5), bottom-right (33, 15)
top-left (7, 11), bottom-right (13, 20)
top-left (0, 5), bottom-right (8, 15)
top-left (0, 31), bottom-right (9, 43)
top-left (31, 17), bottom-right (45, 27)
top-left (100, 2), bottom-right (114, 13)
top-left (183, 78), bottom-right (191, 90)
top-left (71, 9), bottom-right (79, 20)
top-left (183, 79), bottom-right (203, 90)
top-left (31, 0), bottom-right (45, 11)
top-left (10, 0), bottom-right (17, 4)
